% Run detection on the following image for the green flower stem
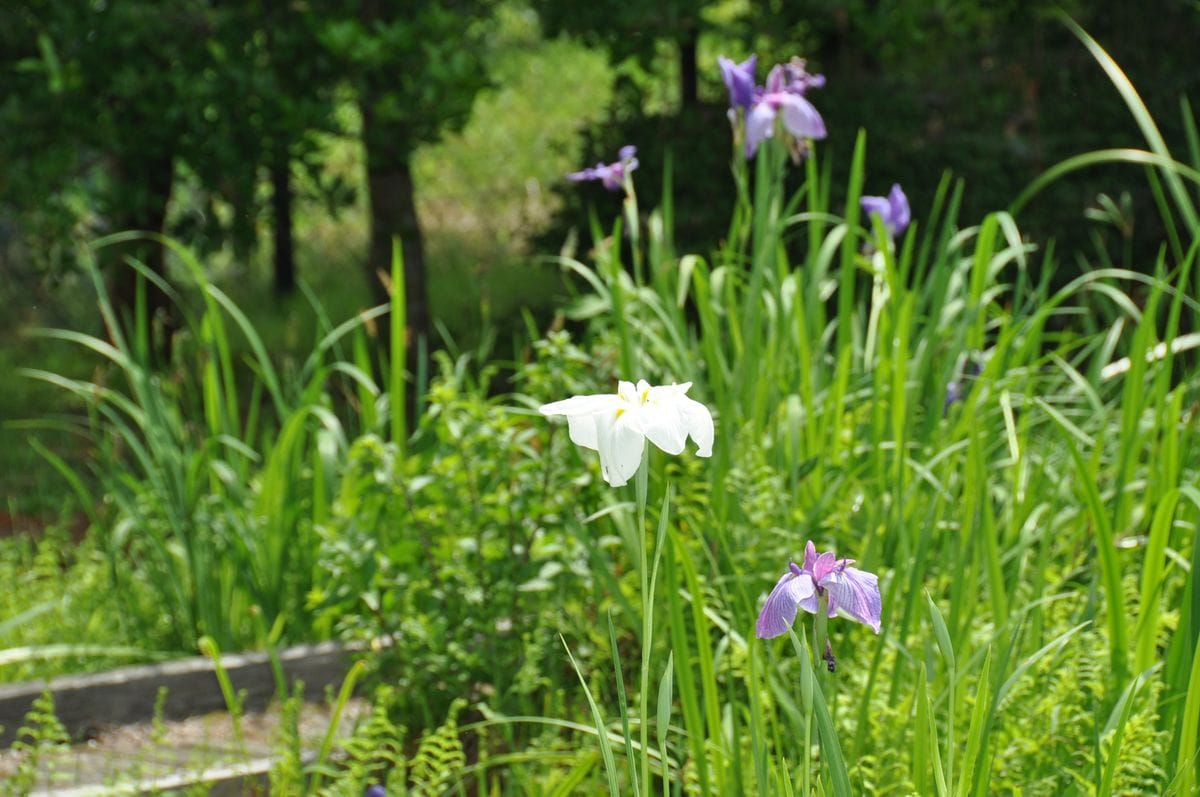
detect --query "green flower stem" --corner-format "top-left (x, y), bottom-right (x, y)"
top-left (635, 445), bottom-right (651, 796)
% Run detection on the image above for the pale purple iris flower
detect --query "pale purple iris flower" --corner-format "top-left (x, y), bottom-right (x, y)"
top-left (744, 61), bottom-right (827, 159)
top-left (365, 786), bottom-right (386, 797)
top-left (718, 54), bottom-right (758, 110)
top-left (942, 379), bottom-right (963, 416)
top-left (943, 359), bottom-right (981, 416)
top-left (755, 541), bottom-right (882, 639)
top-left (567, 145), bottom-right (639, 191)
top-left (860, 184), bottom-right (911, 238)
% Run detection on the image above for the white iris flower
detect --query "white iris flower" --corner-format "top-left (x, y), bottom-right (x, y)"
top-left (539, 379), bottom-right (715, 487)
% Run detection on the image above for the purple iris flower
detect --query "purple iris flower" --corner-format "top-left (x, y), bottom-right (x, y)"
top-left (718, 54), bottom-right (758, 110)
top-left (365, 786), bottom-right (386, 797)
top-left (942, 379), bottom-right (963, 416)
top-left (744, 62), bottom-right (827, 159)
top-left (567, 145), bottom-right (639, 191)
top-left (943, 359), bottom-right (981, 416)
top-left (860, 184), bottom-right (911, 238)
top-left (755, 541), bottom-right (882, 639)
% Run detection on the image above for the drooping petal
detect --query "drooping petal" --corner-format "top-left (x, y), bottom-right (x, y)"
top-left (565, 413), bottom-right (600, 450)
top-left (778, 93), bottom-right (826, 141)
top-left (628, 400), bottom-right (688, 455)
top-left (639, 383), bottom-right (714, 457)
top-left (745, 101), bottom-right (776, 158)
top-left (755, 566), bottom-right (817, 639)
top-left (678, 395), bottom-right (714, 457)
top-left (595, 413), bottom-right (646, 487)
top-left (821, 566), bottom-right (882, 633)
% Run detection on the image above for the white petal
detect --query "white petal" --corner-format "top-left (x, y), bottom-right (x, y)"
top-left (596, 415), bottom-right (645, 487)
top-left (678, 396), bottom-right (714, 457)
top-left (539, 393), bottom-right (619, 417)
top-left (565, 414), bottom-right (600, 450)
top-left (629, 401), bottom-right (688, 455)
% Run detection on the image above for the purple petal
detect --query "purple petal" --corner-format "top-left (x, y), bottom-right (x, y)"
top-left (718, 54), bottom-right (757, 110)
top-left (810, 551), bottom-right (838, 585)
top-left (778, 94), bottom-right (826, 141)
top-left (619, 145), bottom-right (638, 163)
top-left (887, 183), bottom-right (911, 235)
top-left (601, 164), bottom-right (625, 191)
top-left (943, 381), bottom-right (963, 417)
top-left (756, 566), bottom-right (817, 639)
top-left (744, 102), bottom-right (776, 158)
top-left (821, 565), bottom-right (882, 633)
top-left (782, 58), bottom-right (826, 95)
top-left (802, 540), bottom-right (819, 572)
top-left (567, 163), bottom-right (607, 183)
top-left (765, 64), bottom-right (786, 95)
top-left (860, 195), bottom-right (891, 223)
top-left (862, 184), bottom-right (911, 237)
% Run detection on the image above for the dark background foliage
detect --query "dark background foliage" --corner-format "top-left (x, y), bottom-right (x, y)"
top-left (548, 1), bottom-right (1200, 277)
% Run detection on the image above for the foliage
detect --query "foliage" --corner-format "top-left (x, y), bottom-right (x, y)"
top-left (0, 523), bottom-right (135, 683)
top-left (6, 17), bottom-right (1200, 797)
top-left (310, 339), bottom-right (617, 726)
top-left (4, 691), bottom-right (71, 796)
top-left (21, 239), bottom-right (393, 652)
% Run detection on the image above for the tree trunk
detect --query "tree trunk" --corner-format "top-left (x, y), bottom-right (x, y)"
top-left (106, 151), bottom-right (175, 358)
top-left (271, 149), bottom-right (296, 296)
top-left (359, 96), bottom-right (429, 419)
top-left (679, 31), bottom-right (698, 108)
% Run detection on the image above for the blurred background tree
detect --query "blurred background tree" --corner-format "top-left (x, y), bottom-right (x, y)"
top-left (1, 0), bottom-right (1197, 347)
top-left (312, 0), bottom-right (494, 359)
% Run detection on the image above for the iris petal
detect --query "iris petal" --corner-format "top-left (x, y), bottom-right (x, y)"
top-left (539, 394), bottom-right (619, 417)
top-left (678, 396), bottom-right (714, 457)
top-left (630, 401), bottom-right (688, 455)
top-left (756, 569), bottom-right (817, 639)
top-left (778, 94), bottom-right (826, 140)
top-left (822, 566), bottom-right (883, 633)
top-left (565, 414), bottom-right (600, 450)
top-left (595, 414), bottom-right (645, 487)
top-left (745, 102), bottom-right (776, 158)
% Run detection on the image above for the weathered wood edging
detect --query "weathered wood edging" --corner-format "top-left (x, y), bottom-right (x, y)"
top-left (0, 641), bottom-right (358, 747)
